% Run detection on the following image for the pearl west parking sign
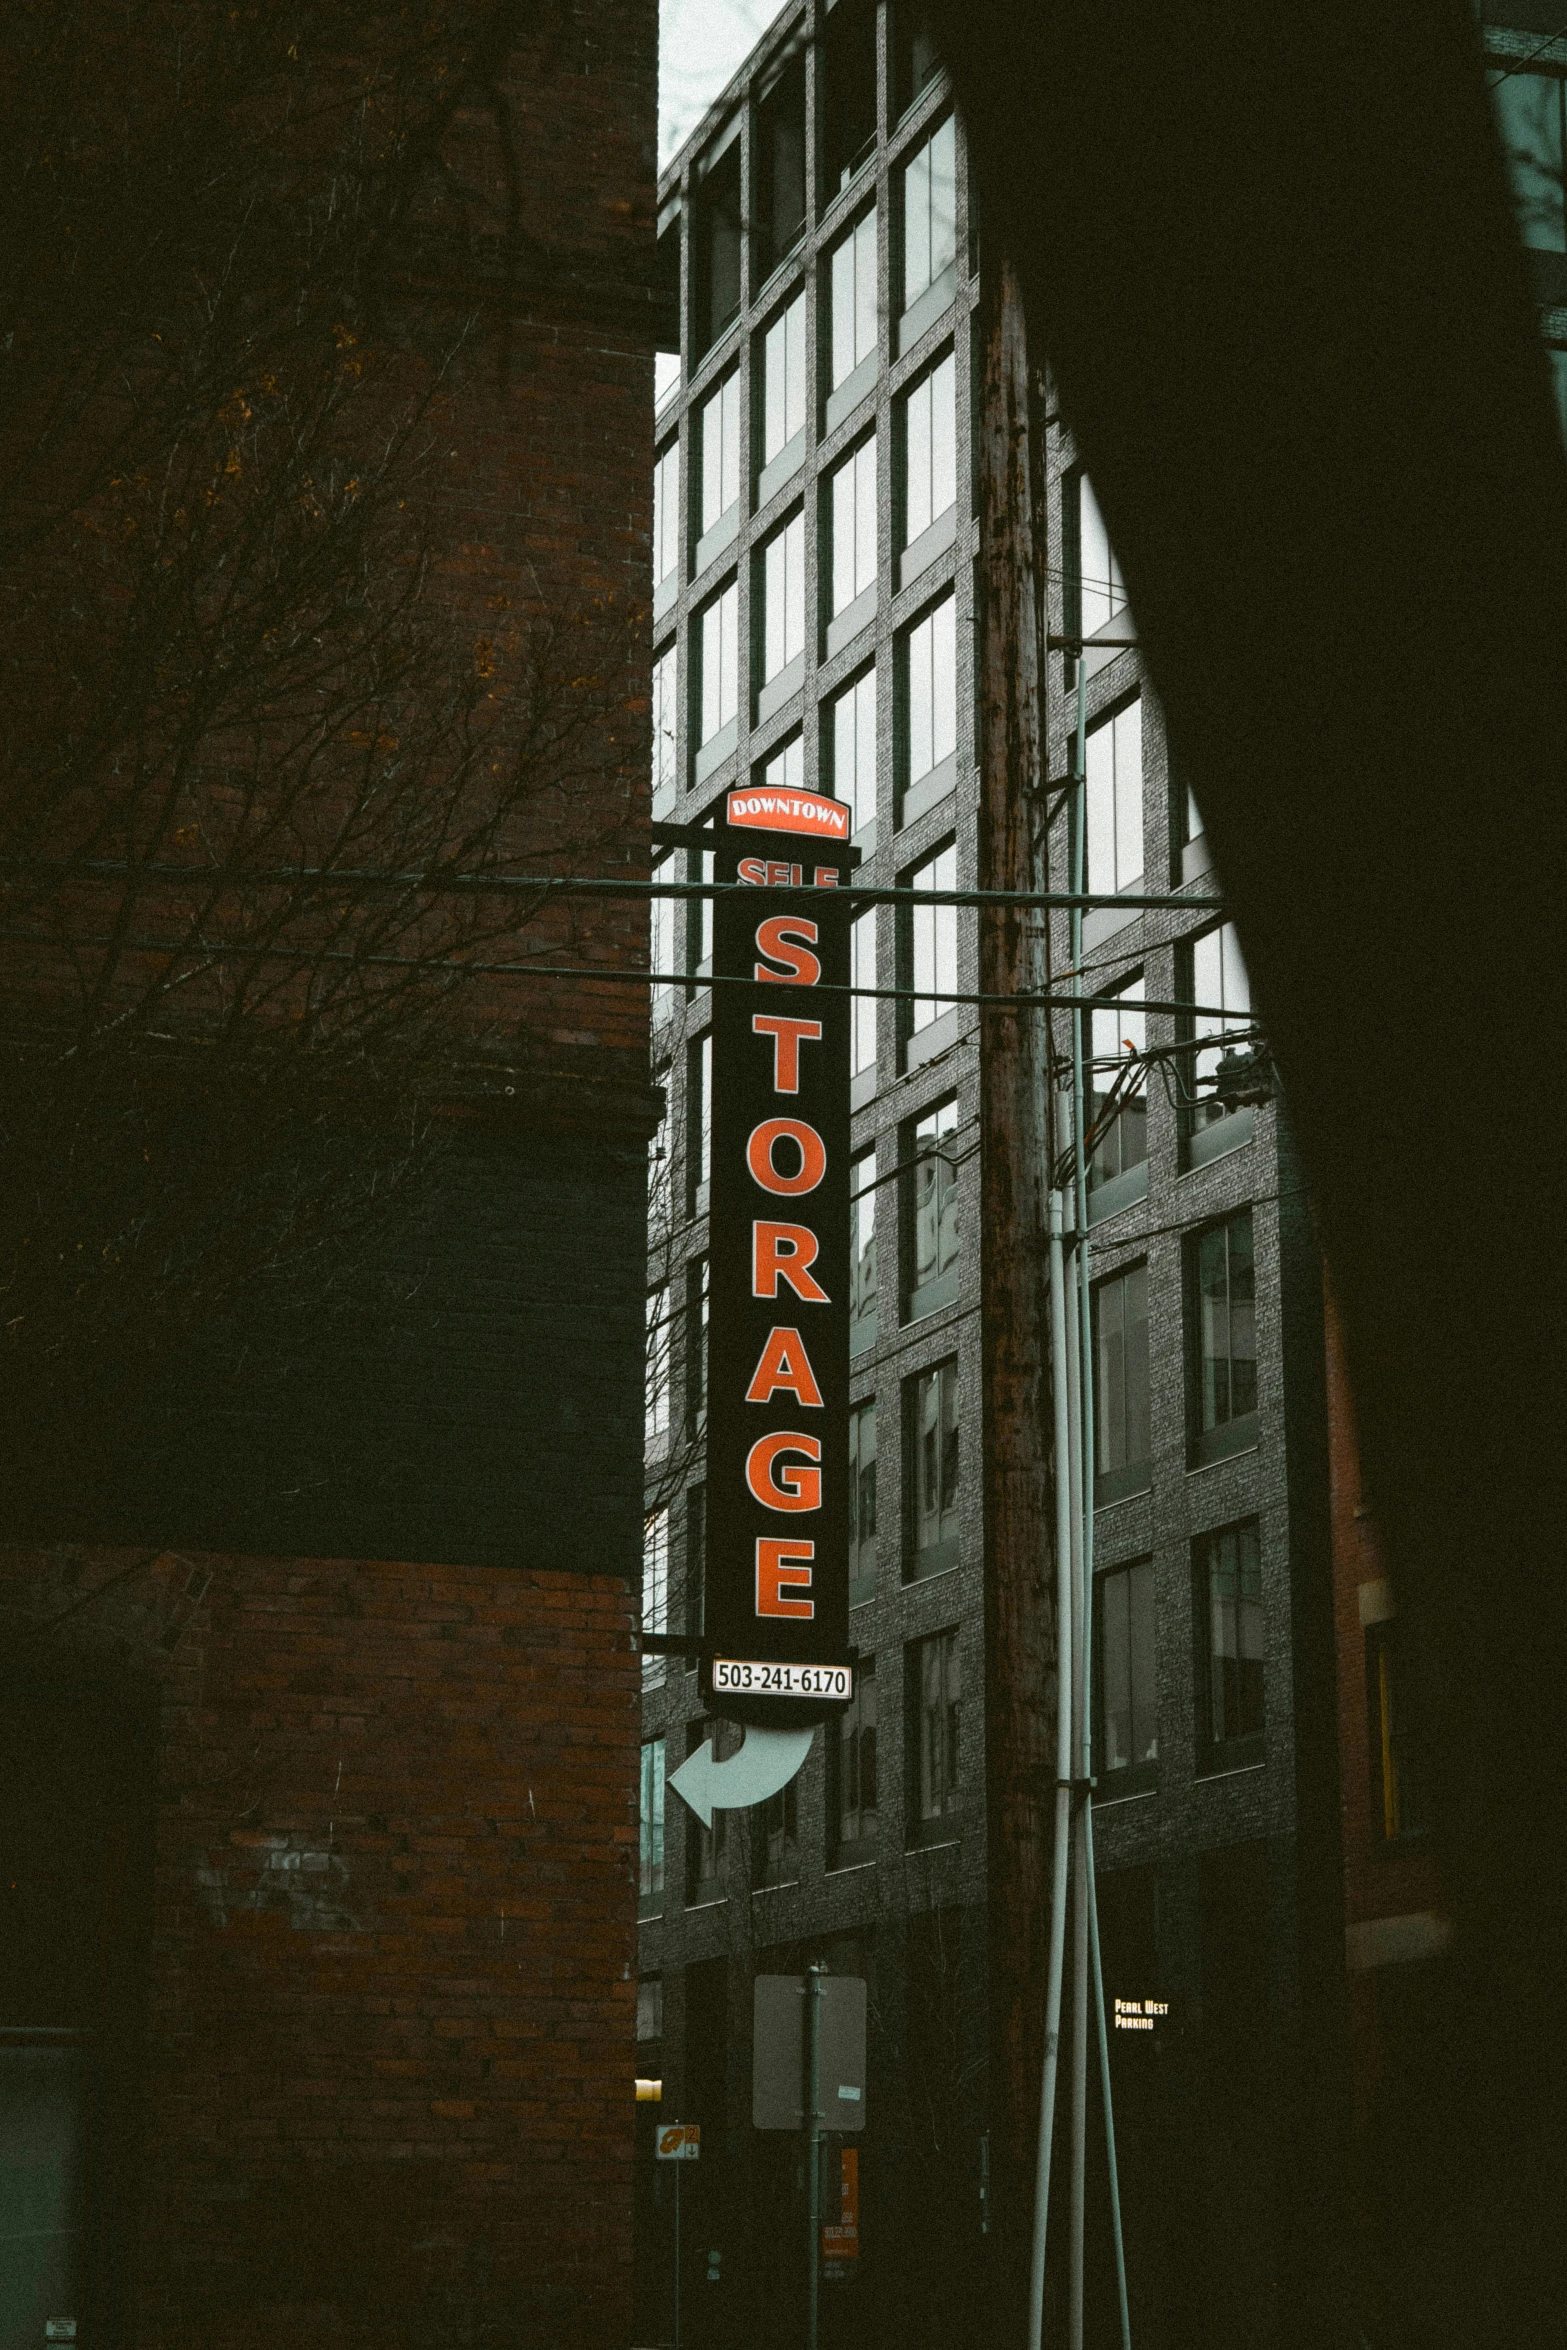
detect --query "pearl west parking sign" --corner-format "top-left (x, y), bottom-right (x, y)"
top-left (700, 789), bottom-right (855, 1728)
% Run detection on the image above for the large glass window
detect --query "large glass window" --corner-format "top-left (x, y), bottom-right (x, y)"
top-left (1086, 979), bottom-right (1147, 1208)
top-left (757, 55), bottom-right (806, 275)
top-left (642, 1509), bottom-right (669, 1689)
top-left (1491, 67), bottom-right (1567, 253)
top-left (694, 141), bottom-right (742, 352)
top-left (645, 1300), bottom-right (670, 1459)
top-left (830, 1656), bottom-right (878, 1854)
top-left (653, 440), bottom-right (680, 591)
top-left (1085, 696), bottom-right (1143, 896)
top-left (851, 908), bottom-right (878, 1077)
top-left (1189, 1210), bottom-right (1258, 1464)
top-left (1196, 1520), bottom-right (1265, 1758)
top-left (686, 844), bottom-right (714, 988)
top-left (1092, 1261), bottom-right (1150, 1504)
top-left (829, 210), bottom-right (879, 392)
top-left (1069, 470), bottom-right (1128, 646)
top-left (760, 510), bottom-right (805, 683)
top-left (849, 1399), bottom-right (878, 1601)
top-left (905, 841), bottom-right (958, 1037)
top-left (899, 594), bottom-right (956, 820)
top-left (901, 117), bottom-right (956, 311)
top-left (650, 853), bottom-right (677, 1015)
top-left (752, 1772), bottom-right (799, 1889)
top-left (907, 1096), bottom-right (960, 1320)
top-left (762, 291), bottom-right (807, 465)
top-left (907, 1357), bottom-right (960, 1577)
top-left (652, 646), bottom-right (677, 808)
top-left (1186, 920), bottom-right (1254, 1162)
top-left (910, 1627), bottom-right (961, 1836)
top-left (830, 435), bottom-right (878, 616)
top-left (901, 350), bottom-right (956, 545)
top-left (637, 1975), bottom-right (664, 2043)
top-left (1094, 1558), bottom-right (1157, 1791)
top-left (830, 667), bottom-right (877, 834)
top-left (850, 1153), bottom-right (878, 1354)
top-left (698, 583), bottom-right (738, 744)
top-left (824, 0), bottom-right (877, 192)
top-left (893, 0), bottom-right (942, 118)
top-left (760, 733), bottom-right (804, 800)
top-left (699, 372), bottom-right (742, 537)
top-left (638, 1737), bottom-right (666, 1908)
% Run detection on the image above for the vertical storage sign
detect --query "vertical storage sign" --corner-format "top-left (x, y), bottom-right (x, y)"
top-left (702, 787), bottom-right (855, 1727)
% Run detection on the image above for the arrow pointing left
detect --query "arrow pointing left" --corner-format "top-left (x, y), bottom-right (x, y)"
top-left (668, 1724), bottom-right (815, 1828)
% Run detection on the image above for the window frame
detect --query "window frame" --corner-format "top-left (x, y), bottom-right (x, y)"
top-left (848, 1393), bottom-right (878, 1604)
top-left (1192, 1519), bottom-right (1266, 1773)
top-left (1092, 1555), bottom-right (1158, 1798)
top-left (903, 1094), bottom-right (961, 1322)
top-left (1091, 1259), bottom-right (1151, 1506)
top-left (904, 1354), bottom-right (961, 1582)
top-left (1186, 1208), bottom-right (1260, 1469)
top-left (906, 1626), bottom-right (962, 1846)
top-left (828, 1654), bottom-right (879, 1861)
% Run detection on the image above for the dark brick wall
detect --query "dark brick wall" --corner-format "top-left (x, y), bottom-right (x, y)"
top-left (0, 1541), bottom-right (639, 2350)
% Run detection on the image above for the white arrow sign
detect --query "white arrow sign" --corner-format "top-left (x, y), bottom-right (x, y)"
top-left (668, 1725), bottom-right (815, 1828)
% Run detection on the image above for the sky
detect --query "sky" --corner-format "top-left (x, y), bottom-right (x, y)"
top-left (660, 0), bottom-right (788, 165)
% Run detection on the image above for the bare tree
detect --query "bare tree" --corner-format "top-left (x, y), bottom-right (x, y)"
top-left (0, 1), bottom-right (644, 1512)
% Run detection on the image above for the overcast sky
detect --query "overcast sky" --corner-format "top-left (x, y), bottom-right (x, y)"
top-left (660, 0), bottom-right (788, 165)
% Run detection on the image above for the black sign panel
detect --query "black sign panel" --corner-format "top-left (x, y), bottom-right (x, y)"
top-left (701, 791), bottom-right (854, 1728)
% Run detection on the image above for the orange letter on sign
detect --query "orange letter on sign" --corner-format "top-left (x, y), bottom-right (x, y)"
top-left (754, 916), bottom-right (821, 986)
top-left (756, 1538), bottom-right (816, 1619)
top-left (747, 1117), bottom-right (826, 1196)
top-left (744, 1326), bottom-right (824, 1407)
top-left (752, 1013), bottom-right (823, 1093)
top-left (752, 1222), bottom-right (831, 1303)
top-left (745, 1431), bottom-right (823, 1511)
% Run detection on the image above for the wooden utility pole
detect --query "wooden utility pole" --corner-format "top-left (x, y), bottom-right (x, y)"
top-left (975, 250), bottom-right (1061, 2344)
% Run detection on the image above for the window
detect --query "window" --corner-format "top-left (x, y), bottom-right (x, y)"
top-left (900, 350), bottom-right (956, 547)
top-left (684, 1484), bottom-right (706, 1637)
top-left (762, 291), bottom-right (807, 466)
top-left (686, 1718), bottom-right (741, 1901)
top-left (898, 594), bottom-right (956, 822)
top-left (823, 0), bottom-right (877, 192)
top-left (1065, 470), bottom-right (1128, 650)
top-left (851, 908), bottom-right (878, 1077)
top-left (909, 1628), bottom-right (961, 1838)
top-left (759, 509), bottom-right (805, 683)
top-left (694, 140), bottom-right (742, 352)
top-left (685, 1256), bottom-right (708, 1432)
top-left (761, 733), bottom-right (804, 800)
top-left (637, 1976), bottom-right (664, 2042)
top-left (1491, 67), bottom-right (1567, 253)
top-left (698, 372), bottom-right (741, 539)
top-left (829, 210), bottom-right (878, 392)
top-left (638, 1737), bottom-right (666, 1908)
top-left (849, 1398), bottom-right (878, 1601)
top-left (830, 1657), bottom-right (878, 1855)
top-left (905, 841), bottom-right (958, 1041)
top-left (829, 667), bottom-right (877, 835)
top-left (906, 1096), bottom-right (960, 1319)
top-left (1084, 696), bottom-right (1143, 896)
top-left (1195, 1520), bottom-right (1265, 1762)
top-left (687, 845), bottom-right (714, 986)
top-left (907, 1357), bottom-right (960, 1578)
top-left (649, 1068), bottom-right (672, 1238)
top-left (643, 1509), bottom-right (669, 1649)
top-left (687, 1030), bottom-right (711, 1211)
top-left (1094, 1558), bottom-right (1157, 1793)
top-left (652, 647), bottom-right (677, 810)
top-left (1086, 980), bottom-right (1147, 1212)
top-left (1093, 1262), bottom-right (1150, 1504)
top-left (893, 0), bottom-right (942, 117)
top-left (752, 1769), bottom-right (800, 1889)
top-left (829, 435), bottom-right (877, 616)
top-left (757, 55), bottom-right (806, 276)
top-left (698, 583), bottom-right (738, 745)
top-left (900, 117), bottom-right (956, 312)
top-left (850, 1152), bottom-right (878, 1354)
top-left (1189, 1210), bottom-right (1258, 1465)
top-left (1185, 921), bottom-right (1254, 1165)
top-left (1366, 1617), bottom-right (1428, 1843)
top-left (651, 852), bottom-right (677, 1014)
top-left (645, 1301), bottom-right (670, 1459)
top-left (653, 440), bottom-right (680, 591)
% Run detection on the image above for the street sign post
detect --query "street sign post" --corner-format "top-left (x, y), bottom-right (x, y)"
top-left (700, 790), bottom-right (855, 1733)
top-left (654, 2121), bottom-right (699, 2350)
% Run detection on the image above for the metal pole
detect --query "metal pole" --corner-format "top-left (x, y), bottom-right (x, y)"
top-left (673, 2148), bottom-right (682, 2350)
top-left (1087, 1803), bottom-right (1133, 2350)
top-left (1065, 1234), bottom-right (1089, 2350)
top-left (1066, 663), bottom-right (1093, 2350)
top-left (1028, 1189), bottom-right (1078, 2350)
top-left (807, 1962), bottom-right (824, 2350)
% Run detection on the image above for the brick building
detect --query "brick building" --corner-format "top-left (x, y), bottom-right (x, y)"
top-left (633, 9), bottom-right (1342, 2347)
top-left (0, 9), bottom-right (663, 2345)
